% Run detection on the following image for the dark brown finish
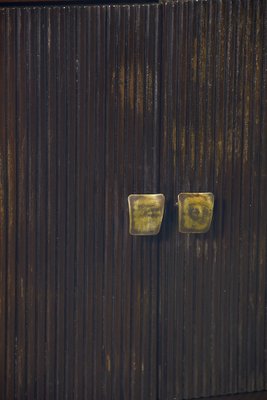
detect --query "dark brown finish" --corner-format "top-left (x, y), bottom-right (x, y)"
top-left (0, 4), bottom-right (161, 399)
top-left (206, 393), bottom-right (267, 400)
top-left (0, 0), bottom-right (159, 4)
top-left (159, 0), bottom-right (267, 398)
top-left (0, 1), bottom-right (266, 400)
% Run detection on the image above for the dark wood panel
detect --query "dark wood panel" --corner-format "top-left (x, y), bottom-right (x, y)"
top-left (159, 0), bottom-right (267, 399)
top-left (0, 0), bottom-right (159, 4)
top-left (0, 4), bottom-right (161, 399)
top-left (207, 392), bottom-right (267, 400)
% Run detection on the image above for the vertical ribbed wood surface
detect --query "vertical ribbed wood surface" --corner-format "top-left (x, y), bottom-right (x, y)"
top-left (0, 1), bottom-right (266, 400)
top-left (160, 0), bottom-right (267, 399)
top-left (0, 5), bottom-right (161, 399)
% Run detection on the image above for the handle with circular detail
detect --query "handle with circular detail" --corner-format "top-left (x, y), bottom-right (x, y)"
top-left (177, 193), bottom-right (214, 234)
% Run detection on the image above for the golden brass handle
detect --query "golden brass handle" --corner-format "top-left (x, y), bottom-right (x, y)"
top-left (177, 193), bottom-right (214, 233)
top-left (128, 194), bottom-right (165, 236)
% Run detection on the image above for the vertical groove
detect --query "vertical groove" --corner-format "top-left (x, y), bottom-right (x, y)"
top-left (262, 0), bottom-right (267, 389)
top-left (0, 8), bottom-right (7, 400)
top-left (6, 9), bottom-right (16, 400)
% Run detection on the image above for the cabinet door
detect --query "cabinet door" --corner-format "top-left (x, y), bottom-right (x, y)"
top-left (0, 2), bottom-right (266, 400)
top-left (159, 1), bottom-right (267, 399)
top-left (0, 4), bottom-right (162, 399)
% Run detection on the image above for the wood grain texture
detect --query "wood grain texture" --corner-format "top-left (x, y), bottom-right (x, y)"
top-left (0, 0), bottom-right (159, 4)
top-left (159, 0), bottom-right (267, 399)
top-left (0, 4), bottom-right (161, 400)
top-left (207, 392), bottom-right (267, 400)
top-left (0, 1), bottom-right (266, 399)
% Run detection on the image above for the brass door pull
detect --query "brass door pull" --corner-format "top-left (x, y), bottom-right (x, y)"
top-left (128, 194), bottom-right (165, 236)
top-left (177, 193), bottom-right (214, 233)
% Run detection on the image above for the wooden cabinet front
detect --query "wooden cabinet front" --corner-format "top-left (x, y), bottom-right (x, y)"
top-left (0, 1), bottom-right (266, 399)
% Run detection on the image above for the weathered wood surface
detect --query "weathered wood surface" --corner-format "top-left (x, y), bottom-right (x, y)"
top-left (0, 1), bottom-right (266, 399)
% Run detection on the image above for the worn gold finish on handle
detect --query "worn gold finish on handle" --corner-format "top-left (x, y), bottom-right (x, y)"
top-left (128, 194), bottom-right (165, 236)
top-left (178, 193), bottom-right (214, 233)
